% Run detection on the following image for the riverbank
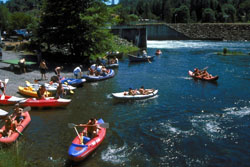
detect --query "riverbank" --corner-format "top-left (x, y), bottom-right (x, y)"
top-left (167, 23), bottom-right (250, 41)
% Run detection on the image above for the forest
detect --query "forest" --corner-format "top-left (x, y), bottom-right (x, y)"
top-left (0, 0), bottom-right (249, 61)
top-left (118, 0), bottom-right (250, 24)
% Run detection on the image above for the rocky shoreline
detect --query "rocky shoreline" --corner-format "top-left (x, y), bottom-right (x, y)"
top-left (167, 23), bottom-right (250, 41)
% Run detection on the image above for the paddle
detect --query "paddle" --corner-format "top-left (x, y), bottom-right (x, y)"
top-left (147, 57), bottom-right (152, 63)
top-left (68, 122), bottom-right (109, 129)
top-left (64, 82), bottom-right (74, 94)
top-left (1, 79), bottom-right (9, 100)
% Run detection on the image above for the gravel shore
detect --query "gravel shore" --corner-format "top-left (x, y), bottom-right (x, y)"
top-left (0, 51), bottom-right (81, 96)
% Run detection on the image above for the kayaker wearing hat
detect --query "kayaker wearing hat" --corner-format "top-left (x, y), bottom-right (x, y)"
top-left (0, 80), bottom-right (6, 95)
top-left (12, 103), bottom-right (24, 125)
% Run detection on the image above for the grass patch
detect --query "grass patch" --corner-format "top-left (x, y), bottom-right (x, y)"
top-left (216, 48), bottom-right (247, 56)
top-left (0, 142), bottom-right (29, 167)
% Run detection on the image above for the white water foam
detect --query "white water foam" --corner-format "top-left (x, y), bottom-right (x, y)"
top-left (179, 76), bottom-right (193, 80)
top-left (224, 106), bottom-right (250, 118)
top-left (101, 144), bottom-right (131, 164)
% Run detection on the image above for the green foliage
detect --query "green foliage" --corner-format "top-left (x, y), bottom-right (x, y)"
top-left (0, 4), bottom-right (10, 31)
top-left (39, 0), bottom-right (118, 61)
top-left (174, 5), bottom-right (190, 23)
top-left (118, 0), bottom-right (248, 23)
top-left (202, 8), bottom-right (216, 23)
top-left (9, 12), bottom-right (33, 30)
top-left (222, 4), bottom-right (236, 22)
top-left (0, 144), bottom-right (29, 167)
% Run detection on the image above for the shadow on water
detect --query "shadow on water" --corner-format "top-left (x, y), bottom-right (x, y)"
top-left (191, 78), bottom-right (219, 87)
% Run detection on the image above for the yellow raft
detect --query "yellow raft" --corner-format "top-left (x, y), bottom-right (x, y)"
top-left (18, 86), bottom-right (52, 98)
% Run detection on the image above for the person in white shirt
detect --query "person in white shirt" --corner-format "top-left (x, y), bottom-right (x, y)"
top-left (73, 65), bottom-right (83, 78)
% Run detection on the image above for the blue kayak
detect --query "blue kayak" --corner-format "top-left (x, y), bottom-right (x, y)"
top-left (82, 69), bottom-right (115, 82)
top-left (60, 78), bottom-right (86, 87)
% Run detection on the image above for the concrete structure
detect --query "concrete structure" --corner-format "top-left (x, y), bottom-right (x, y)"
top-left (111, 25), bottom-right (147, 48)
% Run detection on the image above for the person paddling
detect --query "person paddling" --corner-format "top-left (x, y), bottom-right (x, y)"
top-left (0, 116), bottom-right (16, 137)
top-left (77, 118), bottom-right (100, 138)
top-left (12, 103), bottom-right (24, 125)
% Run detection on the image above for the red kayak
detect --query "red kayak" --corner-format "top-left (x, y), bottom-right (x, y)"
top-left (188, 70), bottom-right (219, 81)
top-left (0, 94), bottom-right (25, 105)
top-left (0, 112), bottom-right (31, 144)
top-left (68, 119), bottom-right (106, 162)
top-left (19, 98), bottom-right (71, 108)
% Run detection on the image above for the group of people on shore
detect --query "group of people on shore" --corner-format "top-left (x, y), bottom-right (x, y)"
top-left (124, 86), bottom-right (154, 96)
top-left (0, 103), bottom-right (24, 137)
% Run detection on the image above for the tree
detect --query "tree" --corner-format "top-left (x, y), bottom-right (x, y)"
top-left (174, 5), bottom-right (190, 23)
top-left (9, 12), bottom-right (33, 30)
top-left (39, 0), bottom-right (116, 62)
top-left (222, 3), bottom-right (236, 22)
top-left (0, 4), bottom-right (10, 31)
top-left (239, 1), bottom-right (250, 21)
top-left (202, 8), bottom-right (216, 23)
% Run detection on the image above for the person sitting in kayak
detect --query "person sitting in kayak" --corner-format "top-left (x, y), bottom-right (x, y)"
top-left (193, 68), bottom-right (201, 76)
top-left (139, 86), bottom-right (154, 95)
top-left (78, 118), bottom-right (100, 138)
top-left (12, 103), bottom-right (24, 124)
top-left (55, 83), bottom-right (65, 99)
top-left (88, 64), bottom-right (96, 75)
top-left (0, 80), bottom-right (6, 95)
top-left (73, 65), bottom-right (83, 79)
top-left (95, 64), bottom-right (103, 76)
top-left (0, 116), bottom-right (16, 137)
top-left (124, 88), bottom-right (137, 96)
top-left (37, 85), bottom-right (48, 100)
top-left (101, 66), bottom-right (109, 76)
top-left (200, 69), bottom-right (210, 78)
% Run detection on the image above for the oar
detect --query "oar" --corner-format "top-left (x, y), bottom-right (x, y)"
top-left (201, 66), bottom-right (208, 71)
top-left (1, 79), bottom-right (9, 100)
top-left (68, 122), bottom-right (109, 129)
top-left (64, 82), bottom-right (74, 94)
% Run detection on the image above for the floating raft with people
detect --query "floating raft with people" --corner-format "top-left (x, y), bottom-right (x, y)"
top-left (19, 98), bottom-right (71, 108)
top-left (0, 111), bottom-right (31, 144)
top-left (112, 89), bottom-right (158, 100)
top-left (128, 54), bottom-right (155, 62)
top-left (188, 70), bottom-right (219, 81)
top-left (0, 94), bottom-right (25, 105)
top-left (0, 59), bottom-right (37, 71)
top-left (25, 81), bottom-right (76, 93)
top-left (82, 69), bottom-right (115, 82)
top-left (60, 78), bottom-right (86, 87)
top-left (18, 86), bottom-right (52, 97)
top-left (68, 119), bottom-right (106, 162)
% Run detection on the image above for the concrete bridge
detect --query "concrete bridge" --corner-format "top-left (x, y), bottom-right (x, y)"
top-left (111, 23), bottom-right (189, 48)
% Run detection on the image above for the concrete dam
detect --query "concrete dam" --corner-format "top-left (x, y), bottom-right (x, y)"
top-left (111, 23), bottom-right (189, 48)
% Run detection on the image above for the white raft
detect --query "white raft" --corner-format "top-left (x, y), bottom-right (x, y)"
top-left (112, 89), bottom-right (158, 100)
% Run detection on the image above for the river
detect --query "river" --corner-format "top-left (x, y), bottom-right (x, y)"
top-left (1, 40), bottom-right (250, 167)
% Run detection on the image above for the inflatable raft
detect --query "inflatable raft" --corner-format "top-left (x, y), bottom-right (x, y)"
top-left (112, 89), bottom-right (158, 100)
top-left (0, 111), bottom-right (31, 144)
top-left (18, 86), bottom-right (52, 97)
top-left (25, 82), bottom-right (76, 93)
top-left (0, 95), bottom-right (25, 105)
top-left (19, 98), bottom-right (71, 108)
top-left (82, 69), bottom-right (115, 82)
top-left (60, 78), bottom-right (86, 87)
top-left (188, 71), bottom-right (219, 81)
top-left (128, 54), bottom-right (155, 62)
top-left (68, 119), bottom-right (106, 162)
